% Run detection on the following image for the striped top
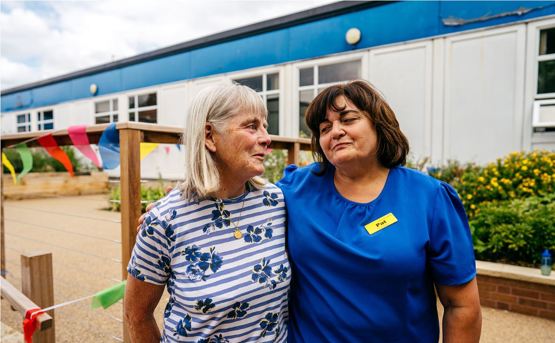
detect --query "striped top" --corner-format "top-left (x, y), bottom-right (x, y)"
top-left (128, 183), bottom-right (290, 343)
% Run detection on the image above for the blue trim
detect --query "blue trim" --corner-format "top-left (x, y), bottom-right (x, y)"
top-left (3, 1), bottom-right (555, 112)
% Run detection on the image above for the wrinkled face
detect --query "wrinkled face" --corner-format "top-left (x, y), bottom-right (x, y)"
top-left (318, 95), bottom-right (378, 168)
top-left (208, 109), bottom-right (271, 181)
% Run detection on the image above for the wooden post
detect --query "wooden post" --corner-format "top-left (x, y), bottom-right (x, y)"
top-left (21, 252), bottom-right (55, 343)
top-left (119, 128), bottom-right (142, 343)
top-left (287, 142), bottom-right (301, 165)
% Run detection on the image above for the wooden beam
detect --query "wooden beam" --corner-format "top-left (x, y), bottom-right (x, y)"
top-left (287, 142), bottom-right (301, 165)
top-left (1, 167), bottom-right (5, 277)
top-left (0, 276), bottom-right (52, 331)
top-left (21, 252), bottom-right (55, 342)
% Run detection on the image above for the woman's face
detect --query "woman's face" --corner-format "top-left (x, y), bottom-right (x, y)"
top-left (318, 95), bottom-right (378, 168)
top-left (209, 109), bottom-right (271, 181)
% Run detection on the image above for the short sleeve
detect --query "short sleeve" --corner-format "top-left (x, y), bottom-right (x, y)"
top-left (276, 164), bottom-right (299, 189)
top-left (428, 182), bottom-right (476, 286)
top-left (127, 207), bottom-right (172, 285)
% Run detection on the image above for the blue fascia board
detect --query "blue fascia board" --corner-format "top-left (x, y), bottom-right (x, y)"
top-left (3, 1), bottom-right (555, 113)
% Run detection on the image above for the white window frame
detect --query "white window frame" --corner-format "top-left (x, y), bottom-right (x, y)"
top-left (37, 109), bottom-right (54, 131)
top-left (94, 98), bottom-right (119, 124)
top-left (16, 113), bottom-right (31, 132)
top-left (532, 99), bottom-right (555, 128)
top-left (128, 91), bottom-right (158, 123)
top-left (293, 52), bottom-right (368, 137)
top-left (535, 24), bottom-right (555, 99)
top-left (230, 67), bottom-right (283, 135)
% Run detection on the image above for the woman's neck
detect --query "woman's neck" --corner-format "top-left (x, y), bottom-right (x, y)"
top-left (333, 161), bottom-right (389, 203)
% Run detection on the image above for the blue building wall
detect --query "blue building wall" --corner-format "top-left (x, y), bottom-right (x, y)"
top-left (2, 1), bottom-right (555, 112)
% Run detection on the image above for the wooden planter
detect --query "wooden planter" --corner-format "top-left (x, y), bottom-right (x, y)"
top-left (477, 261), bottom-right (555, 320)
top-left (2, 172), bottom-right (109, 200)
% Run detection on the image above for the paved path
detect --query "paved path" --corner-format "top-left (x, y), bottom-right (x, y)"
top-left (1, 195), bottom-right (554, 342)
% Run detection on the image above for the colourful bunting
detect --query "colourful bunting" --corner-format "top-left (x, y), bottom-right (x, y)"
top-left (37, 134), bottom-right (74, 176)
top-left (98, 123), bottom-right (120, 169)
top-left (140, 143), bottom-right (159, 160)
top-left (164, 146), bottom-right (171, 155)
top-left (68, 125), bottom-right (102, 168)
top-left (176, 144), bottom-right (182, 151)
top-left (2, 152), bottom-right (17, 184)
top-left (16, 144), bottom-right (33, 182)
top-left (23, 308), bottom-right (42, 343)
top-left (91, 280), bottom-right (126, 309)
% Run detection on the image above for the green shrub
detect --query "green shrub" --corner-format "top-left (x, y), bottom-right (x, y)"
top-left (109, 183), bottom-right (168, 213)
top-left (427, 150), bottom-right (554, 218)
top-left (469, 194), bottom-right (555, 267)
top-left (263, 149), bottom-right (287, 183)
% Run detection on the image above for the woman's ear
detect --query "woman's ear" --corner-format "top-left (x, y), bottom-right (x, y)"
top-left (205, 123), bottom-right (217, 152)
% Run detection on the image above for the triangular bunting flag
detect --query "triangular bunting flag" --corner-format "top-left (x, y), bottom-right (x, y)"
top-left (91, 280), bottom-right (126, 309)
top-left (2, 152), bottom-right (17, 184)
top-left (37, 134), bottom-right (74, 176)
top-left (98, 123), bottom-right (120, 169)
top-left (140, 143), bottom-right (159, 160)
top-left (16, 143), bottom-right (33, 182)
top-left (68, 125), bottom-right (102, 168)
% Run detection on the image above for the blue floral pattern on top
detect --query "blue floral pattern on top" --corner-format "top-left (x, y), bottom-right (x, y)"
top-left (195, 298), bottom-right (215, 314)
top-left (197, 334), bottom-right (229, 343)
top-left (174, 314), bottom-right (192, 337)
top-left (259, 312), bottom-right (279, 337)
top-left (262, 191), bottom-right (279, 206)
top-left (243, 221), bottom-right (273, 243)
top-left (226, 301), bottom-right (249, 319)
top-left (183, 246), bottom-right (223, 281)
top-left (251, 258), bottom-right (289, 289)
top-left (203, 200), bottom-right (231, 234)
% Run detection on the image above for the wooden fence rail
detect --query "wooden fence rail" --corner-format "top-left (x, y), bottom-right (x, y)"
top-left (1, 122), bottom-right (311, 342)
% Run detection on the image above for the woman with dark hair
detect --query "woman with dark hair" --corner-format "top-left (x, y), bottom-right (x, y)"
top-left (277, 80), bottom-right (481, 342)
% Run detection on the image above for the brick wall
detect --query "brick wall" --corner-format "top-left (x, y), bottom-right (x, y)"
top-left (477, 274), bottom-right (555, 320)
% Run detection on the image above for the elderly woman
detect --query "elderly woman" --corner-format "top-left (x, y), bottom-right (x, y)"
top-left (276, 80), bottom-right (481, 342)
top-left (125, 84), bottom-right (290, 342)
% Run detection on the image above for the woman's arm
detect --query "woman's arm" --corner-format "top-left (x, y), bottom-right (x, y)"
top-left (124, 275), bottom-right (165, 343)
top-left (436, 277), bottom-right (482, 343)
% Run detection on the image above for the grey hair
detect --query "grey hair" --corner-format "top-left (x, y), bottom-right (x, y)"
top-left (179, 83), bottom-right (267, 200)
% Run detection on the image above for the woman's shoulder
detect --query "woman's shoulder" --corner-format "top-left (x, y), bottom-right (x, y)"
top-left (277, 162), bottom-right (322, 186)
top-left (145, 187), bottom-right (199, 222)
top-left (395, 166), bottom-right (460, 200)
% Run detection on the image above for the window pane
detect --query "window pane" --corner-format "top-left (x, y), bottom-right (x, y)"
top-left (540, 28), bottom-right (555, 55)
top-left (235, 76), bottom-right (263, 92)
top-left (44, 123), bottom-right (54, 130)
top-left (138, 109), bottom-right (157, 123)
top-left (17, 114), bottom-right (27, 123)
top-left (38, 124), bottom-right (43, 130)
top-left (113, 114), bottom-right (119, 122)
top-left (129, 96), bottom-right (135, 109)
top-left (130, 112), bottom-right (136, 121)
top-left (138, 93), bottom-right (157, 107)
top-left (42, 110), bottom-right (53, 121)
top-left (113, 99), bottom-right (118, 111)
top-left (266, 94), bottom-right (279, 135)
top-left (17, 126), bottom-right (27, 133)
top-left (299, 90), bottom-right (314, 137)
top-left (300, 67), bottom-right (314, 86)
top-left (267, 73), bottom-right (279, 90)
top-left (538, 60), bottom-right (555, 93)
top-left (319, 60), bottom-right (361, 84)
top-left (95, 115), bottom-right (111, 124)
top-left (95, 100), bottom-right (110, 113)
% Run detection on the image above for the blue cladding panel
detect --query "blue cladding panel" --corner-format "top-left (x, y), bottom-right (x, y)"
top-left (121, 53), bottom-right (190, 90)
top-left (3, 1), bottom-right (555, 112)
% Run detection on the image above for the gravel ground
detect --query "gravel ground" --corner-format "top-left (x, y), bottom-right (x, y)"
top-left (1, 194), bottom-right (554, 342)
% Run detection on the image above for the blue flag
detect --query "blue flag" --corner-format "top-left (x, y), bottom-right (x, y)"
top-left (98, 123), bottom-right (120, 169)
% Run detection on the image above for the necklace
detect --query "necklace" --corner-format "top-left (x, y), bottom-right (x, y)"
top-left (230, 198), bottom-right (246, 239)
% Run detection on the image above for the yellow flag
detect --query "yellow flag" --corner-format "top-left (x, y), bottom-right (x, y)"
top-left (2, 152), bottom-right (17, 184)
top-left (140, 143), bottom-right (159, 160)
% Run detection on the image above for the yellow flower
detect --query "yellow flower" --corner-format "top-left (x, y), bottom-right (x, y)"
top-left (466, 194), bottom-right (473, 200)
top-left (521, 166), bottom-right (528, 171)
top-left (534, 169), bottom-right (540, 176)
top-left (470, 204), bottom-right (476, 209)
top-left (522, 159), bottom-right (529, 165)
top-left (478, 177), bottom-right (485, 183)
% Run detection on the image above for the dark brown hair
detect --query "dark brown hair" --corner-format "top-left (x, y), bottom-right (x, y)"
top-left (304, 80), bottom-right (409, 173)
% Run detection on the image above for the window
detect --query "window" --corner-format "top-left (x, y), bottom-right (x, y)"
top-left (16, 113), bottom-right (31, 132)
top-left (538, 28), bottom-right (555, 94)
top-left (95, 98), bottom-right (118, 124)
top-left (37, 110), bottom-right (54, 131)
top-left (128, 93), bottom-right (157, 123)
top-left (234, 72), bottom-right (280, 135)
top-left (298, 60), bottom-right (361, 137)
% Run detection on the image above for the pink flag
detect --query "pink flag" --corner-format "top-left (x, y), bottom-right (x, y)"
top-left (68, 125), bottom-right (102, 168)
top-left (164, 146), bottom-right (171, 154)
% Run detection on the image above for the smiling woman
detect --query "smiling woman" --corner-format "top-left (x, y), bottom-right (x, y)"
top-left (125, 83), bottom-right (290, 343)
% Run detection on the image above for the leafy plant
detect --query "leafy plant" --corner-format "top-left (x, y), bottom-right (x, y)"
top-left (2, 146), bottom-right (96, 174)
top-left (109, 183), bottom-right (168, 212)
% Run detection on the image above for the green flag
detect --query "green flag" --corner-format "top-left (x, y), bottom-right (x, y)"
top-left (91, 281), bottom-right (126, 309)
top-left (16, 143), bottom-right (33, 182)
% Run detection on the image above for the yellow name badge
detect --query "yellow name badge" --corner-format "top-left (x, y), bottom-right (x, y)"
top-left (364, 213), bottom-right (398, 235)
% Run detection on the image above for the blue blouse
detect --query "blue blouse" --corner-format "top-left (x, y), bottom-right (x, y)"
top-left (277, 163), bottom-right (476, 343)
